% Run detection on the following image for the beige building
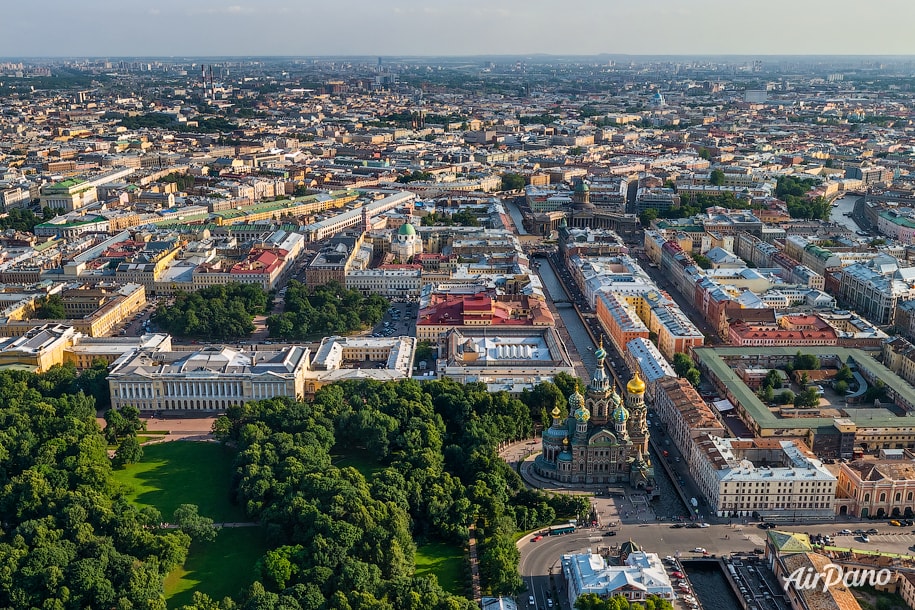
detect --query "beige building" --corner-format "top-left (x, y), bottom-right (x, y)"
top-left (691, 436), bottom-right (837, 521)
top-left (109, 345), bottom-right (311, 412)
top-left (652, 377), bottom-right (725, 461)
top-left (0, 283), bottom-right (146, 338)
top-left (765, 532), bottom-right (863, 610)
top-left (0, 323), bottom-right (170, 373)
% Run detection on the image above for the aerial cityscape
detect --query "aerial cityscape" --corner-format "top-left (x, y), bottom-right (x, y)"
top-left (10, 6), bottom-right (915, 610)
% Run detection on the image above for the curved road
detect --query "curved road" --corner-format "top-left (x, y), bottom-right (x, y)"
top-left (517, 521), bottom-right (915, 609)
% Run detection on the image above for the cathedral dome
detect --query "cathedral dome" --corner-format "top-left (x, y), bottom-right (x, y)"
top-left (610, 385), bottom-right (623, 406)
top-left (568, 390), bottom-right (585, 411)
top-left (398, 222), bottom-right (416, 236)
top-left (627, 372), bottom-right (646, 395)
top-left (573, 406), bottom-right (591, 423)
top-left (612, 403), bottom-right (629, 423)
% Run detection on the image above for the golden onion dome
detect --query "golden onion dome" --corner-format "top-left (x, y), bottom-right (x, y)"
top-left (627, 371), bottom-right (646, 395)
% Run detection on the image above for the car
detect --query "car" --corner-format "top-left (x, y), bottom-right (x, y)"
top-left (867, 528), bottom-right (879, 534)
top-left (603, 531), bottom-right (617, 537)
top-left (853, 529), bottom-right (865, 535)
top-left (692, 548), bottom-right (707, 554)
top-left (547, 599), bottom-right (553, 608)
top-left (861, 535), bottom-right (870, 543)
top-left (670, 524), bottom-right (684, 529)
top-left (698, 523), bottom-right (710, 528)
top-left (531, 535), bottom-right (543, 542)
top-left (672, 571), bottom-right (685, 579)
top-left (839, 529), bottom-right (852, 535)
top-left (529, 596), bottom-right (535, 606)
top-left (686, 523), bottom-right (700, 529)
top-left (905, 519), bottom-right (914, 526)
top-left (890, 520), bottom-right (902, 527)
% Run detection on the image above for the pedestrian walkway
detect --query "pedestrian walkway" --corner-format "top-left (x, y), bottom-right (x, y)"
top-left (468, 523), bottom-right (481, 602)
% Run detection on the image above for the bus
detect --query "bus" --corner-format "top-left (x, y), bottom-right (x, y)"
top-left (547, 523), bottom-right (576, 536)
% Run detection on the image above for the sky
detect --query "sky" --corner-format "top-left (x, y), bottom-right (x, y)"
top-left (4, 0), bottom-right (915, 58)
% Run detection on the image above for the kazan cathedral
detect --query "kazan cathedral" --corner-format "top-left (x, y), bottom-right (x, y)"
top-left (534, 340), bottom-right (657, 497)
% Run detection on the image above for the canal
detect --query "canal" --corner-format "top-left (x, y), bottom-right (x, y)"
top-left (648, 442), bottom-right (690, 519)
top-left (681, 560), bottom-right (743, 610)
top-left (535, 258), bottom-right (597, 373)
top-left (504, 198), bottom-right (529, 235)
top-left (831, 194), bottom-right (864, 232)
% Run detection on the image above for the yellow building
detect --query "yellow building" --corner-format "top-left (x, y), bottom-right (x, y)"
top-left (0, 283), bottom-right (146, 338)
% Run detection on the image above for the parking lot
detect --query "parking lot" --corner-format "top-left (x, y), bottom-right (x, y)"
top-left (112, 298), bottom-right (160, 337)
top-left (370, 301), bottom-right (415, 339)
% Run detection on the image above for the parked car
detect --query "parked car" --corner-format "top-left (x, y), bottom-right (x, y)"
top-left (839, 529), bottom-right (852, 535)
top-left (867, 528), bottom-right (879, 534)
top-left (861, 535), bottom-right (870, 543)
top-left (692, 548), bottom-right (707, 554)
top-left (531, 535), bottom-right (543, 542)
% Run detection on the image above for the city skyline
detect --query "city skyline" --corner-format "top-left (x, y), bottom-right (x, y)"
top-left (6, 0), bottom-right (915, 58)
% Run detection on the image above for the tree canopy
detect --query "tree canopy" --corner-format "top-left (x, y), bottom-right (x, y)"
top-left (267, 280), bottom-right (388, 339)
top-left (0, 367), bottom-right (192, 608)
top-left (153, 283), bottom-right (269, 340)
top-left (500, 173), bottom-right (526, 191)
top-left (33, 294), bottom-right (66, 319)
top-left (776, 176), bottom-right (830, 220)
top-left (193, 377), bottom-right (587, 609)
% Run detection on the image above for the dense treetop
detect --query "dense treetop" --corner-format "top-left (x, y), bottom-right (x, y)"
top-left (188, 377), bottom-right (587, 609)
top-left (153, 283), bottom-right (269, 340)
top-left (0, 366), bottom-right (192, 609)
top-left (267, 280), bottom-right (387, 339)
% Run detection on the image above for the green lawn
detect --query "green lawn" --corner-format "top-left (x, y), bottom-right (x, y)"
top-left (164, 527), bottom-right (268, 609)
top-left (415, 542), bottom-right (465, 595)
top-left (112, 442), bottom-right (244, 522)
top-left (113, 442), bottom-right (266, 607)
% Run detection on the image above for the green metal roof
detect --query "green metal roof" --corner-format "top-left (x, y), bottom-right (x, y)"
top-left (693, 346), bottom-right (915, 432)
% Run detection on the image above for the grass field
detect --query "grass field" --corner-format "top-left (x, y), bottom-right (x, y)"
top-left (113, 442), bottom-right (266, 608)
top-left (415, 542), bottom-right (465, 595)
top-left (112, 442), bottom-right (244, 523)
top-left (164, 527), bottom-right (268, 609)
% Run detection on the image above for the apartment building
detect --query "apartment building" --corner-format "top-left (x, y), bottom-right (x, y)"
top-left (345, 266), bottom-right (422, 298)
top-left (838, 256), bottom-right (915, 325)
top-left (691, 435), bottom-right (837, 521)
top-left (652, 377), bottom-right (725, 461)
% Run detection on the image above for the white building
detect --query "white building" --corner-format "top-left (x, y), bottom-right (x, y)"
top-left (690, 436), bottom-right (837, 521)
top-left (563, 551), bottom-right (675, 608)
top-left (109, 345), bottom-right (311, 411)
top-left (345, 267), bottom-right (423, 298)
top-left (436, 327), bottom-right (574, 394)
top-left (838, 256), bottom-right (915, 325)
top-left (625, 337), bottom-right (675, 402)
top-left (389, 221), bottom-right (423, 262)
top-left (304, 335), bottom-right (415, 392)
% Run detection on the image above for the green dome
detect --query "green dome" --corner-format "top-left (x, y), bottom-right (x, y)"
top-left (574, 406), bottom-right (591, 423)
top-left (568, 391), bottom-right (585, 411)
top-left (398, 223), bottom-right (416, 236)
top-left (612, 403), bottom-right (629, 423)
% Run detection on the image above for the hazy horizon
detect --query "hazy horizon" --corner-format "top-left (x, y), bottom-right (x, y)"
top-left (5, 1), bottom-right (915, 58)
